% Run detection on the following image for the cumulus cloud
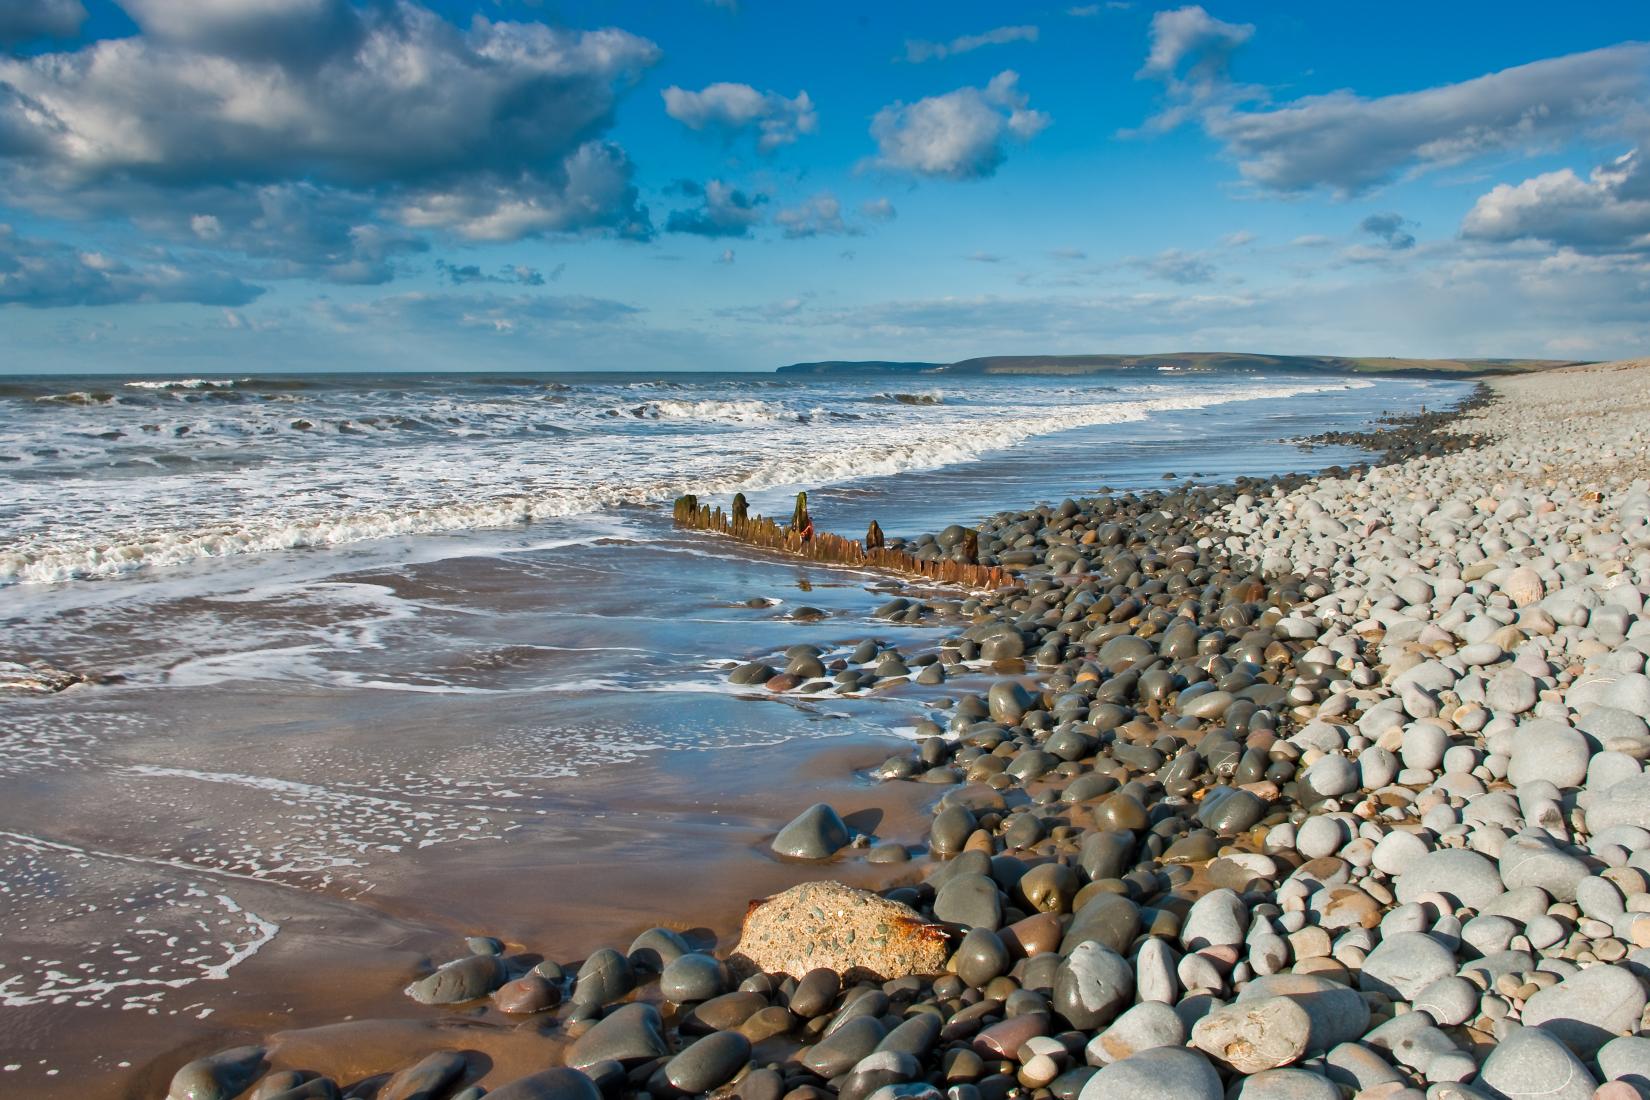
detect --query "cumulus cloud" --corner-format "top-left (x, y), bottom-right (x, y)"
top-left (0, 0), bottom-right (85, 45)
top-left (1462, 147), bottom-right (1650, 253)
top-left (0, 0), bottom-right (660, 268)
top-left (774, 193), bottom-right (852, 238)
top-left (904, 25), bottom-right (1038, 64)
top-left (665, 179), bottom-right (767, 238)
top-left (1139, 5), bottom-right (1252, 81)
top-left (1131, 248), bottom-right (1216, 284)
top-left (661, 82), bottom-right (817, 152)
top-left (0, 224), bottom-right (264, 307)
top-left (1206, 44), bottom-right (1650, 196)
top-left (869, 71), bottom-right (1049, 180)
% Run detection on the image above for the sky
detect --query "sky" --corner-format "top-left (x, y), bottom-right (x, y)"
top-left (1, 1), bottom-right (1648, 374)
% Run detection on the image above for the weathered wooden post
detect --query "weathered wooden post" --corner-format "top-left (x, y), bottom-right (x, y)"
top-left (866, 519), bottom-right (884, 550)
top-left (732, 493), bottom-right (748, 525)
top-left (963, 528), bottom-right (979, 563)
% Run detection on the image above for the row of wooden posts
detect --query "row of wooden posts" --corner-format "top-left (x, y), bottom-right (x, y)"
top-left (670, 491), bottom-right (1014, 590)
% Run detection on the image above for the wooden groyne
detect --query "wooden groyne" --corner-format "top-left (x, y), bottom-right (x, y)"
top-left (671, 492), bottom-right (1013, 589)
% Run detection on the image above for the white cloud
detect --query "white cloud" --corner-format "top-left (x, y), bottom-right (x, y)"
top-left (1462, 147), bottom-right (1650, 252)
top-left (904, 25), bottom-right (1038, 64)
top-left (1206, 44), bottom-right (1650, 195)
top-left (774, 193), bottom-right (852, 238)
top-left (0, 0), bottom-right (85, 44)
top-left (661, 82), bottom-right (817, 152)
top-left (715, 249), bottom-right (735, 264)
top-left (1220, 230), bottom-right (1257, 247)
top-left (1139, 6), bottom-right (1252, 80)
top-left (0, 4), bottom-right (660, 242)
top-left (869, 71), bottom-right (1049, 180)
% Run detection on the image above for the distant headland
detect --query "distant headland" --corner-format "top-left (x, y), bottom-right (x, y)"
top-left (775, 352), bottom-right (1586, 377)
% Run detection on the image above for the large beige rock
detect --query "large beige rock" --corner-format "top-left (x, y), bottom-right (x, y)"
top-left (731, 881), bottom-right (949, 981)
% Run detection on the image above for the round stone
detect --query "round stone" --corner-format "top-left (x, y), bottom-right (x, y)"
top-left (1190, 996), bottom-right (1311, 1073)
top-left (1085, 1002), bottom-right (1186, 1064)
top-left (665, 1031), bottom-right (752, 1093)
top-left (1473, 1023), bottom-right (1598, 1099)
top-left (1077, 1048), bottom-right (1221, 1100)
top-left (772, 803), bottom-right (850, 859)
top-left (1054, 941), bottom-right (1134, 1029)
top-left (1395, 848), bottom-right (1505, 910)
top-left (1358, 932), bottom-right (1457, 1002)
top-left (1521, 964), bottom-right (1647, 1057)
top-left (659, 953), bottom-right (726, 1003)
top-left (1303, 756), bottom-right (1359, 799)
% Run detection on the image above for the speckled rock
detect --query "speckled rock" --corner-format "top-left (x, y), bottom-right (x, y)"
top-left (732, 881), bottom-right (949, 980)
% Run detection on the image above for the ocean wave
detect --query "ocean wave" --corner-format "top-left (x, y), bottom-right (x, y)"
top-left (0, 377), bottom-right (1376, 586)
top-left (125, 379), bottom-right (240, 391)
top-left (607, 398), bottom-right (792, 424)
top-left (868, 391), bottom-right (944, 406)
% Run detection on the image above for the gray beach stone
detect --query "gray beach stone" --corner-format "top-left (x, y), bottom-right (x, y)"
top-left (1520, 964), bottom-right (1647, 1057)
top-left (486, 1070), bottom-right (601, 1100)
top-left (933, 872), bottom-right (1001, 930)
top-left (1076, 1047), bottom-right (1222, 1100)
top-left (572, 947), bottom-right (634, 1006)
top-left (1473, 1024), bottom-right (1598, 1099)
top-left (407, 954), bottom-right (505, 1005)
top-left (659, 952), bottom-right (725, 1003)
top-left (1054, 941), bottom-right (1134, 1029)
top-left (168, 1046), bottom-right (267, 1100)
top-left (565, 1003), bottom-right (669, 1070)
top-left (1395, 848), bottom-right (1505, 909)
top-left (665, 1031), bottom-right (752, 1093)
top-left (1085, 1002), bottom-right (1186, 1064)
top-left (772, 803), bottom-right (850, 859)
top-left (1359, 932), bottom-right (1457, 1001)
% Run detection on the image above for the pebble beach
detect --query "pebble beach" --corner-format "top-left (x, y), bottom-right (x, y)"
top-left (156, 356), bottom-right (1650, 1100)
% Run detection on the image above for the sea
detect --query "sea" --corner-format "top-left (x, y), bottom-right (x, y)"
top-left (0, 367), bottom-right (1471, 1095)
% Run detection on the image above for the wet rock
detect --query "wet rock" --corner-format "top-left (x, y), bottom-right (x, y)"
top-left (660, 952), bottom-right (727, 1003)
top-left (486, 1069), bottom-right (602, 1100)
top-left (168, 1047), bottom-right (268, 1100)
top-left (665, 1031), bottom-right (752, 1093)
top-left (564, 1003), bottom-right (669, 1070)
top-left (378, 1052), bottom-right (468, 1100)
top-left (772, 803), bottom-right (851, 859)
top-left (492, 974), bottom-right (560, 1015)
top-left (406, 954), bottom-right (505, 1005)
top-left (572, 947), bottom-right (635, 1007)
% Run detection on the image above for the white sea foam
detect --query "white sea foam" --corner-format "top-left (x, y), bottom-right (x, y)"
top-left (0, 374), bottom-right (1378, 586)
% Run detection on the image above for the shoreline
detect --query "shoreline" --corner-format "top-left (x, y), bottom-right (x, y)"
top-left (14, 362), bottom-right (1649, 1099)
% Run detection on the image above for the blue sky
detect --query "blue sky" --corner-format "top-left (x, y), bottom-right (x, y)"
top-left (1, 0), bottom-right (1648, 373)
